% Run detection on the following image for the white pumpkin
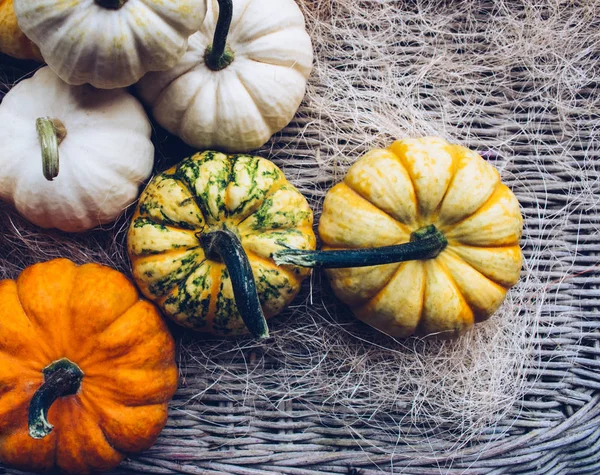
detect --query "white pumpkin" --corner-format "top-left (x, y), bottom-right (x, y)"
top-left (0, 67), bottom-right (154, 232)
top-left (137, 0), bottom-right (313, 153)
top-left (13, 0), bottom-right (207, 89)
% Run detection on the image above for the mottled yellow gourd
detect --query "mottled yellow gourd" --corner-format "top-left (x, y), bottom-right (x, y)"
top-left (127, 150), bottom-right (316, 337)
top-left (318, 137), bottom-right (523, 338)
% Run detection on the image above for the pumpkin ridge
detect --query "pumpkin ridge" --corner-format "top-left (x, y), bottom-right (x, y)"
top-left (446, 238), bottom-right (519, 250)
top-left (443, 183), bottom-right (522, 247)
top-left (234, 177), bottom-right (290, 229)
top-left (129, 215), bottom-right (201, 255)
top-left (157, 258), bottom-right (212, 328)
top-left (424, 258), bottom-right (476, 333)
top-left (177, 79), bottom-right (215, 142)
top-left (231, 1), bottom-right (305, 44)
top-left (135, 249), bottom-right (206, 298)
top-left (0, 282), bottom-right (52, 369)
top-left (235, 180), bottom-right (303, 232)
top-left (11, 281), bottom-right (49, 353)
top-left (73, 301), bottom-right (165, 368)
top-left (446, 243), bottom-right (522, 289)
top-left (413, 262), bottom-right (430, 337)
top-left (390, 139), bottom-right (455, 222)
top-left (233, 68), bottom-right (278, 130)
top-left (79, 367), bottom-right (176, 407)
top-left (120, 15), bottom-right (149, 82)
top-left (427, 143), bottom-right (463, 225)
top-left (240, 32), bottom-right (311, 76)
top-left (133, 0), bottom-right (192, 38)
top-left (84, 391), bottom-right (169, 454)
top-left (74, 394), bottom-right (123, 456)
top-left (437, 250), bottom-right (508, 322)
top-left (134, 207), bottom-right (199, 232)
top-left (355, 260), bottom-right (407, 308)
top-left (15, 259), bottom-right (79, 359)
top-left (206, 261), bottom-right (226, 333)
top-left (60, 169), bottom-right (135, 227)
top-left (160, 252), bottom-right (207, 297)
top-left (438, 180), bottom-right (502, 235)
top-left (132, 244), bottom-right (203, 259)
top-left (151, 59), bottom-right (204, 111)
top-left (48, 8), bottom-right (97, 77)
top-left (135, 174), bottom-right (205, 231)
top-left (337, 181), bottom-right (414, 237)
top-left (171, 151), bottom-right (226, 225)
top-left (226, 154), bottom-right (278, 220)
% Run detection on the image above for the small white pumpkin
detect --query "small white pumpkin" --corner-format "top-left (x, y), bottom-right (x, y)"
top-left (137, 0), bottom-right (313, 153)
top-left (0, 67), bottom-right (154, 232)
top-left (14, 0), bottom-right (207, 89)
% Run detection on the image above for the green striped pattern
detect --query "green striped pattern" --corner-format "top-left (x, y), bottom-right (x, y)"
top-left (128, 151), bottom-right (316, 336)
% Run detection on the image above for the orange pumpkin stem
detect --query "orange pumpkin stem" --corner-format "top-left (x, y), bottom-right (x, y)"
top-left (28, 358), bottom-right (84, 439)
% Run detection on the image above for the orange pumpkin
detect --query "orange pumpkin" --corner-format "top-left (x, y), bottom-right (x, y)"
top-left (0, 0), bottom-right (42, 61)
top-left (0, 259), bottom-right (178, 474)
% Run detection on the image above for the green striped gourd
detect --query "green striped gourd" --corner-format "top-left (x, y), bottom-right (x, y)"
top-left (127, 151), bottom-right (316, 337)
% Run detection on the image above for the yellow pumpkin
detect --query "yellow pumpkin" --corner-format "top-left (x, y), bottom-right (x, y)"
top-left (275, 137), bottom-right (523, 338)
top-left (0, 0), bottom-right (42, 61)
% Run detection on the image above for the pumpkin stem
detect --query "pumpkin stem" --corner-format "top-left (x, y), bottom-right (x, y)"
top-left (94, 0), bottom-right (128, 9)
top-left (36, 117), bottom-right (66, 181)
top-left (204, 0), bottom-right (235, 71)
top-left (28, 358), bottom-right (84, 439)
top-left (200, 228), bottom-right (269, 339)
top-left (273, 224), bottom-right (448, 268)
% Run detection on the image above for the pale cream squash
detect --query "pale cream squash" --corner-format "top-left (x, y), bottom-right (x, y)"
top-left (137, 0), bottom-right (313, 153)
top-left (274, 137), bottom-right (524, 338)
top-left (0, 67), bottom-right (154, 232)
top-left (13, 0), bottom-right (207, 89)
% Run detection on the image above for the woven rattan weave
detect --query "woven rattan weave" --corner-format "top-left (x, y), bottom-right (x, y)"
top-left (1, 0), bottom-right (599, 473)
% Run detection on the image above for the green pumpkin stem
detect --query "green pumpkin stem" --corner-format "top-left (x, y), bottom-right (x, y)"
top-left (36, 117), bottom-right (66, 181)
top-left (204, 0), bottom-right (235, 71)
top-left (200, 229), bottom-right (269, 339)
top-left (273, 224), bottom-right (448, 268)
top-left (94, 0), bottom-right (128, 9)
top-left (28, 358), bottom-right (84, 439)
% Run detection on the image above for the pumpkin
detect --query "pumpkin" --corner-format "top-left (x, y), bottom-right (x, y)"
top-left (0, 67), bottom-right (154, 232)
top-left (0, 0), bottom-right (42, 61)
top-left (275, 137), bottom-right (523, 338)
top-left (127, 150), bottom-right (316, 338)
top-left (0, 258), bottom-right (178, 474)
top-left (13, 0), bottom-right (207, 89)
top-left (137, 0), bottom-right (313, 153)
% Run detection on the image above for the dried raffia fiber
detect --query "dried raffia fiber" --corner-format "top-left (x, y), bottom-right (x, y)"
top-left (1, 0), bottom-right (599, 472)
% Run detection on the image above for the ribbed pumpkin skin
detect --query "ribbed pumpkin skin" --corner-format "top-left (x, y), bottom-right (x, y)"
top-left (137, 0), bottom-right (313, 152)
top-left (128, 151), bottom-right (316, 336)
top-left (0, 259), bottom-right (178, 474)
top-left (319, 137), bottom-right (524, 338)
top-left (14, 0), bottom-right (206, 89)
top-left (0, 67), bottom-right (155, 232)
top-left (0, 0), bottom-right (42, 61)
